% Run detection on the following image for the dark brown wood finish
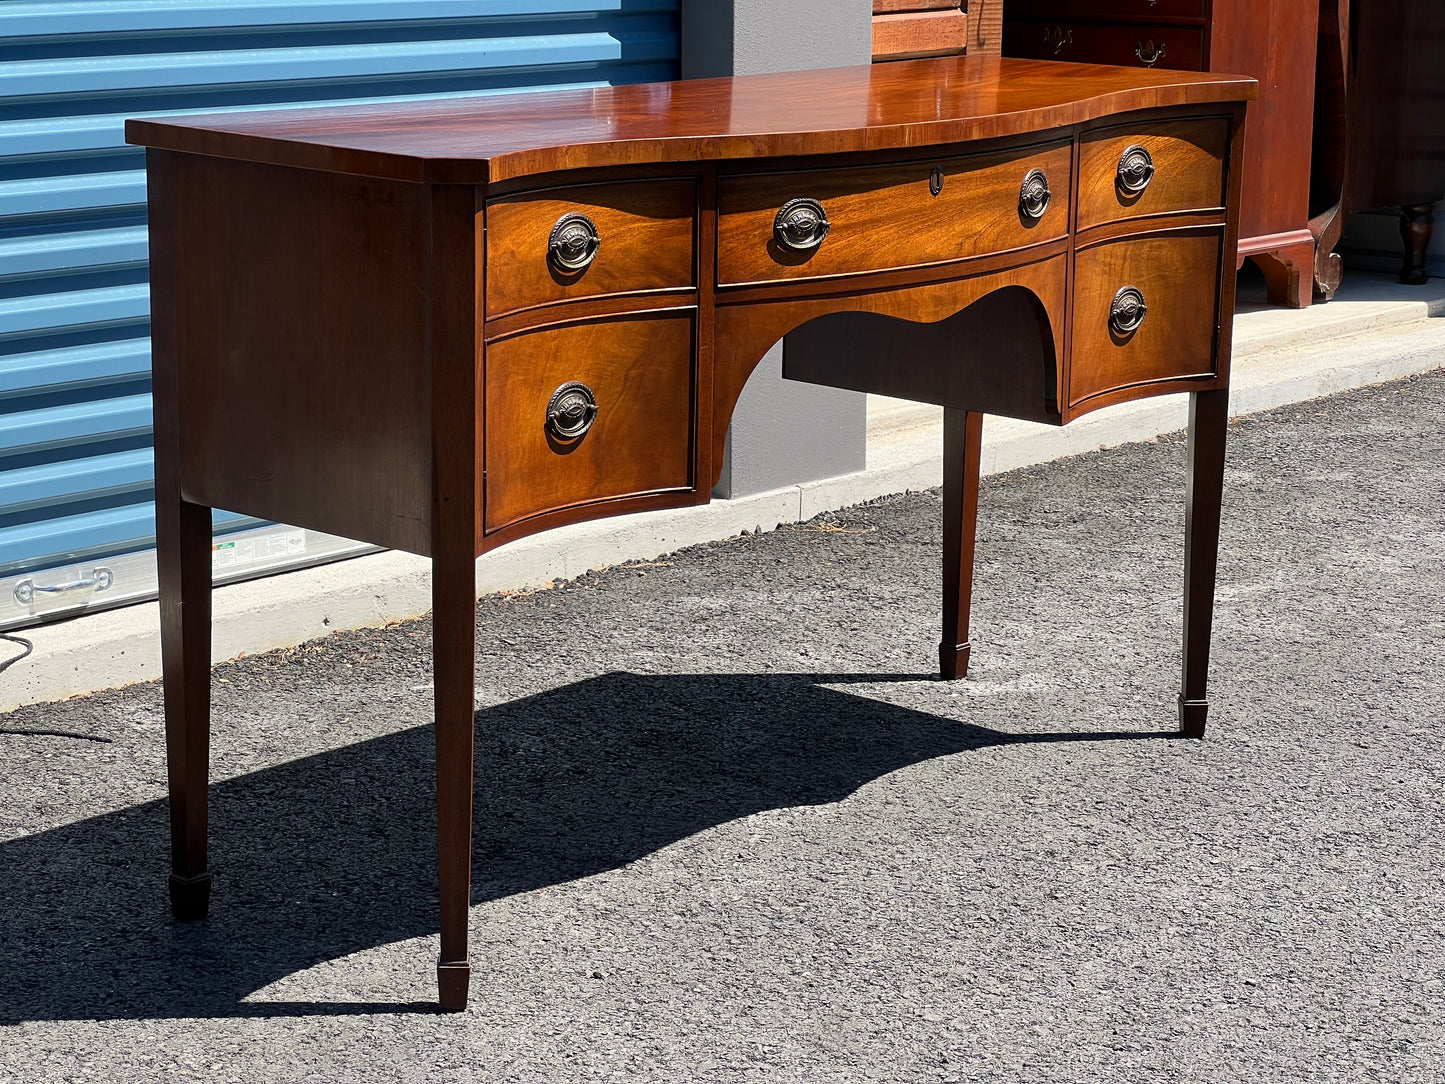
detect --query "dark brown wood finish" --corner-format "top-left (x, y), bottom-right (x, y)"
top-left (941, 409), bottom-right (985, 679)
top-left (429, 183), bottom-right (481, 1013)
top-left (164, 153), bottom-right (434, 555)
top-left (149, 150), bottom-right (213, 924)
top-left (130, 58), bottom-right (1253, 1013)
top-left (1005, 21), bottom-right (1207, 71)
top-left (1180, 387), bottom-right (1229, 737)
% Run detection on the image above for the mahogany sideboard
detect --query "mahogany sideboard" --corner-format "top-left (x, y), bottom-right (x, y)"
top-left (127, 56), bottom-right (1255, 1011)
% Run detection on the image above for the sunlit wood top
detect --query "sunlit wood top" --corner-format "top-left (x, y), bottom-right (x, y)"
top-left (126, 56), bottom-right (1255, 184)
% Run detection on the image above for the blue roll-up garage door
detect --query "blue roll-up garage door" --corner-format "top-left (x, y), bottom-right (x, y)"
top-left (0, 0), bottom-right (680, 628)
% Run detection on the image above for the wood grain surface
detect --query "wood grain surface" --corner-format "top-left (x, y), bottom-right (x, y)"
top-left (161, 152), bottom-right (435, 554)
top-left (872, 10), bottom-right (971, 61)
top-left (126, 56), bottom-right (1255, 184)
top-left (1068, 230), bottom-right (1221, 406)
top-left (485, 179), bottom-right (696, 318)
top-left (1077, 117), bottom-right (1227, 229)
top-left (483, 313), bottom-right (695, 532)
top-left (716, 142), bottom-right (1071, 286)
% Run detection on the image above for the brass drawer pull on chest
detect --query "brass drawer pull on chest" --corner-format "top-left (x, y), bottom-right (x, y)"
top-left (1109, 285), bottom-right (1149, 336)
top-left (1019, 168), bottom-right (1052, 221)
top-left (545, 381), bottom-right (598, 441)
top-left (1117, 145), bottom-right (1156, 195)
top-left (773, 197), bottom-right (831, 251)
top-left (1135, 40), bottom-right (1166, 67)
top-left (548, 212), bottom-right (601, 271)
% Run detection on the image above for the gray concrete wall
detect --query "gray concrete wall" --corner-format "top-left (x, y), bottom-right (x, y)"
top-left (682, 0), bottom-right (873, 498)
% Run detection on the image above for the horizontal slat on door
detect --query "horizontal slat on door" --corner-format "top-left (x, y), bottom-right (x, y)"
top-left (0, 0), bottom-right (681, 600)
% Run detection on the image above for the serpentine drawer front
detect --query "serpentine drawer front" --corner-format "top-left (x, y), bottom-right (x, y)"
top-left (716, 142), bottom-right (1073, 286)
top-left (126, 56), bottom-right (1256, 1014)
top-left (484, 179), bottom-right (696, 318)
top-left (483, 313), bottom-right (695, 532)
top-left (1077, 118), bottom-right (1228, 228)
top-left (1069, 231), bottom-right (1222, 406)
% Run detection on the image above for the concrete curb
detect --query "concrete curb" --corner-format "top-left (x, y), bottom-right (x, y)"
top-left (3, 275), bottom-right (1442, 712)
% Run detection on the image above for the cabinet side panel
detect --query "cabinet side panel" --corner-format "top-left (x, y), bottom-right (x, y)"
top-left (166, 153), bottom-right (432, 553)
top-left (1208, 0), bottom-right (1319, 241)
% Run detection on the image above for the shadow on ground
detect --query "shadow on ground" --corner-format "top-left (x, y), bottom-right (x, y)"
top-left (0, 670), bottom-right (1173, 1022)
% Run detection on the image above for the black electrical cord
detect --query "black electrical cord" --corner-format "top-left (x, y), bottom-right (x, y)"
top-left (0, 631), bottom-right (34, 676)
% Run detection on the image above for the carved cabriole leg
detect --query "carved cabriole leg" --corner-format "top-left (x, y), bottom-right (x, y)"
top-left (1400, 203), bottom-right (1436, 286)
top-left (940, 409), bottom-right (984, 680)
top-left (1179, 388), bottom-right (1230, 738)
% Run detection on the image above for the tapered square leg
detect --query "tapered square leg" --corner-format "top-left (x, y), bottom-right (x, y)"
top-left (940, 408), bottom-right (984, 680)
top-left (158, 497), bottom-right (214, 919)
top-left (432, 548), bottom-right (476, 1012)
top-left (1180, 389), bottom-right (1229, 738)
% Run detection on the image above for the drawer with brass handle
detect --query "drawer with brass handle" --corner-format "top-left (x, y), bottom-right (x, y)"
top-left (483, 313), bottom-right (695, 532)
top-left (716, 142), bottom-right (1072, 286)
top-left (1003, 21), bottom-right (1204, 71)
top-left (1068, 231), bottom-right (1222, 407)
top-left (1077, 118), bottom-right (1228, 229)
top-left (485, 179), bottom-right (696, 318)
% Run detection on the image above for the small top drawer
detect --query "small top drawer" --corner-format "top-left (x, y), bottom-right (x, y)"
top-left (716, 142), bottom-right (1072, 287)
top-left (1077, 118), bottom-right (1228, 229)
top-left (485, 179), bottom-right (696, 318)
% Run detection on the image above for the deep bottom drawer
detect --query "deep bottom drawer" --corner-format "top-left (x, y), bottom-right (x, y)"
top-left (484, 313), bottom-right (695, 532)
top-left (1069, 232), bottom-right (1221, 406)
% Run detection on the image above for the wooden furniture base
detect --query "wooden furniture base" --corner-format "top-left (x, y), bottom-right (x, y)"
top-left (128, 57), bottom-right (1254, 1011)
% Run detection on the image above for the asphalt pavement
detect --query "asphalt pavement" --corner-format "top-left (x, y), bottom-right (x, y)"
top-left (2, 369), bottom-right (1443, 1083)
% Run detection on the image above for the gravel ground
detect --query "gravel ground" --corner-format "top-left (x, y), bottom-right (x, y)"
top-left (2, 370), bottom-right (1443, 1083)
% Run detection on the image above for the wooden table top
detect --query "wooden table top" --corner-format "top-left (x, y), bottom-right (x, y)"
top-left (125, 56), bottom-right (1255, 184)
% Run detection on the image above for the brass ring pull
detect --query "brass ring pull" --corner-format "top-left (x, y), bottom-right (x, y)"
top-left (548, 213), bottom-right (600, 271)
top-left (545, 381), bottom-right (598, 441)
top-left (1117, 144), bottom-right (1156, 195)
top-left (1019, 168), bottom-right (1052, 221)
top-left (1134, 39), bottom-right (1166, 67)
top-left (1110, 286), bottom-right (1148, 336)
top-left (1042, 25), bottom-right (1072, 55)
top-left (773, 197), bottom-right (830, 251)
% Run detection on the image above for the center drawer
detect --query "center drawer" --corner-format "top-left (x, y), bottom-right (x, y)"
top-left (716, 142), bottom-right (1072, 286)
top-left (483, 313), bottom-right (695, 533)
